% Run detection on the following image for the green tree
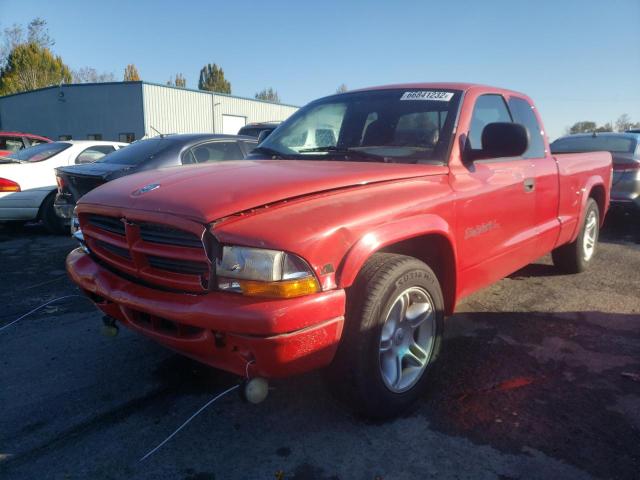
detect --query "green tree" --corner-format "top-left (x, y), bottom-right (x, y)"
top-left (0, 42), bottom-right (71, 95)
top-left (336, 83), bottom-right (348, 93)
top-left (569, 121), bottom-right (597, 134)
top-left (167, 73), bottom-right (186, 88)
top-left (255, 87), bottom-right (280, 103)
top-left (198, 63), bottom-right (230, 93)
top-left (123, 64), bottom-right (140, 81)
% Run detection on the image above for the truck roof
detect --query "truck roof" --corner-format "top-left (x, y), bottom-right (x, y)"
top-left (349, 82), bottom-right (527, 97)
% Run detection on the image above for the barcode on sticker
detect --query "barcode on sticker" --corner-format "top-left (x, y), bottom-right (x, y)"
top-left (400, 91), bottom-right (454, 101)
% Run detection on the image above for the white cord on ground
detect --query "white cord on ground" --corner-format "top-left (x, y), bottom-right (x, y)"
top-left (0, 294), bottom-right (85, 332)
top-left (139, 384), bottom-right (240, 462)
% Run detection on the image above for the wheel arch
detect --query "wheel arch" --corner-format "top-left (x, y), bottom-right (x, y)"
top-left (337, 215), bottom-right (458, 315)
top-left (588, 183), bottom-right (607, 225)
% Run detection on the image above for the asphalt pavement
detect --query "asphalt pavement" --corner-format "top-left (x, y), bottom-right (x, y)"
top-left (1, 210), bottom-right (639, 480)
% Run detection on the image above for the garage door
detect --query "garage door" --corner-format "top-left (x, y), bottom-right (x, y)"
top-left (222, 115), bottom-right (247, 135)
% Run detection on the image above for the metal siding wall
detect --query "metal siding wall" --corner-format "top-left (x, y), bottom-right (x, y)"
top-left (0, 83), bottom-right (298, 140)
top-left (142, 84), bottom-right (213, 136)
top-left (0, 83), bottom-right (144, 141)
top-left (141, 85), bottom-right (298, 136)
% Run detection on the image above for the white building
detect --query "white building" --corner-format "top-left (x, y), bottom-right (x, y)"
top-left (0, 81), bottom-right (298, 142)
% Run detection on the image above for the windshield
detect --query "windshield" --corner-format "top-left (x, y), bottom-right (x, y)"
top-left (551, 135), bottom-right (637, 154)
top-left (257, 88), bottom-right (462, 163)
top-left (96, 137), bottom-right (171, 165)
top-left (6, 142), bottom-right (71, 162)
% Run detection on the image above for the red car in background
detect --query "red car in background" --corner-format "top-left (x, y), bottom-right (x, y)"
top-left (0, 132), bottom-right (52, 157)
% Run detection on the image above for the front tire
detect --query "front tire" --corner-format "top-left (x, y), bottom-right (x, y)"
top-left (552, 198), bottom-right (600, 273)
top-left (328, 253), bottom-right (444, 419)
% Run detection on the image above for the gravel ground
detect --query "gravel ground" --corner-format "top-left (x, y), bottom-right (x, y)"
top-left (0, 210), bottom-right (638, 480)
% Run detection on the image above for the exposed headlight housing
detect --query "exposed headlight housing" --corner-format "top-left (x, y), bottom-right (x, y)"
top-left (216, 246), bottom-right (320, 298)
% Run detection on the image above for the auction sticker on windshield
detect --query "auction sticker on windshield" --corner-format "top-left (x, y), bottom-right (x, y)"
top-left (400, 91), bottom-right (454, 101)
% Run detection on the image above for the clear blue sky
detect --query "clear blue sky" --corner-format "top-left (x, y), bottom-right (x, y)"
top-left (1, 0), bottom-right (639, 139)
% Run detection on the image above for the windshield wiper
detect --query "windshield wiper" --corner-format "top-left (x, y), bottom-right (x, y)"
top-left (297, 146), bottom-right (390, 162)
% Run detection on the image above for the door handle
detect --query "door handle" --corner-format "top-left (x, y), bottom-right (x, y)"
top-left (523, 178), bottom-right (535, 193)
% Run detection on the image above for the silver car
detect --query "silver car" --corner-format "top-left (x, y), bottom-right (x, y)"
top-left (551, 132), bottom-right (640, 210)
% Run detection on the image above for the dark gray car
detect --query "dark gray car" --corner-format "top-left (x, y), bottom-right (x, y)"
top-left (551, 132), bottom-right (640, 210)
top-left (54, 133), bottom-right (257, 220)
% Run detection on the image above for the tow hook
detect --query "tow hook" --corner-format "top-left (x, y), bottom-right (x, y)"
top-left (241, 377), bottom-right (269, 404)
top-left (101, 316), bottom-right (119, 337)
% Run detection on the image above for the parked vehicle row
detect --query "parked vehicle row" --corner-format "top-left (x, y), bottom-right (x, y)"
top-left (0, 141), bottom-right (127, 233)
top-left (66, 83), bottom-right (612, 418)
top-left (54, 134), bottom-right (257, 225)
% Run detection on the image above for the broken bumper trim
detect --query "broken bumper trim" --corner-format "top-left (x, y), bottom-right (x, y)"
top-left (66, 248), bottom-right (346, 378)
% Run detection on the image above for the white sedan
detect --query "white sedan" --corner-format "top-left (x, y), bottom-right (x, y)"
top-left (0, 140), bottom-right (128, 233)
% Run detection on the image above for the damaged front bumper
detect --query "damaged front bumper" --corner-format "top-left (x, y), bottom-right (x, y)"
top-left (66, 248), bottom-right (346, 378)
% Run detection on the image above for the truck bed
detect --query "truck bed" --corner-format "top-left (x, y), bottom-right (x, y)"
top-left (554, 151), bottom-right (612, 246)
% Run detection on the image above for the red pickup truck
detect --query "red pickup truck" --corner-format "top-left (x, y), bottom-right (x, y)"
top-left (66, 83), bottom-right (612, 417)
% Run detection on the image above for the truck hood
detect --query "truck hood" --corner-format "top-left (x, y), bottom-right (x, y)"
top-left (79, 160), bottom-right (448, 223)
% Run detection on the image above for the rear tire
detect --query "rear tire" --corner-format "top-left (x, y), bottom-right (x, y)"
top-left (328, 253), bottom-right (444, 419)
top-left (41, 192), bottom-right (68, 235)
top-left (552, 198), bottom-right (599, 273)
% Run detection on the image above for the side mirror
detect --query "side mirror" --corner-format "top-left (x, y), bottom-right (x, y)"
top-left (480, 122), bottom-right (529, 159)
top-left (257, 130), bottom-right (272, 144)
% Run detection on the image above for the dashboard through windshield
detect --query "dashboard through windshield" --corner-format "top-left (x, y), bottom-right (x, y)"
top-left (257, 88), bottom-right (462, 163)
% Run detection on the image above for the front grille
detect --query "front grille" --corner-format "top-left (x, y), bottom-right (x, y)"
top-left (81, 212), bottom-right (211, 292)
top-left (88, 214), bottom-right (125, 236)
top-left (139, 222), bottom-right (202, 248)
top-left (147, 256), bottom-right (208, 275)
top-left (97, 240), bottom-right (131, 259)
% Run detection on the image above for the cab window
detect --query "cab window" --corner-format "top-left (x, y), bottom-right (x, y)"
top-left (468, 95), bottom-right (512, 150)
top-left (508, 97), bottom-right (545, 158)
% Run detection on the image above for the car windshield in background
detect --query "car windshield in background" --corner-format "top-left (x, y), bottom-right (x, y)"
top-left (96, 137), bottom-right (170, 165)
top-left (7, 142), bottom-right (71, 162)
top-left (258, 89), bottom-right (462, 163)
top-left (551, 135), bottom-right (637, 154)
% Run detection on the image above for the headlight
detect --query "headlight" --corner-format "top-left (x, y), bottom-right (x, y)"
top-left (216, 246), bottom-right (320, 298)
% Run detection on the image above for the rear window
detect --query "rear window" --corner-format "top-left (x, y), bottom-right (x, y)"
top-left (8, 142), bottom-right (71, 162)
top-left (238, 127), bottom-right (261, 137)
top-left (551, 135), bottom-right (636, 154)
top-left (95, 137), bottom-right (172, 165)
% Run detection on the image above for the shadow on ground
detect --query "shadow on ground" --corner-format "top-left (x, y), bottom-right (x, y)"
top-left (422, 309), bottom-right (640, 480)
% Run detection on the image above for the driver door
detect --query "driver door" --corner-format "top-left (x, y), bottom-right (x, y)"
top-left (452, 94), bottom-right (537, 297)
